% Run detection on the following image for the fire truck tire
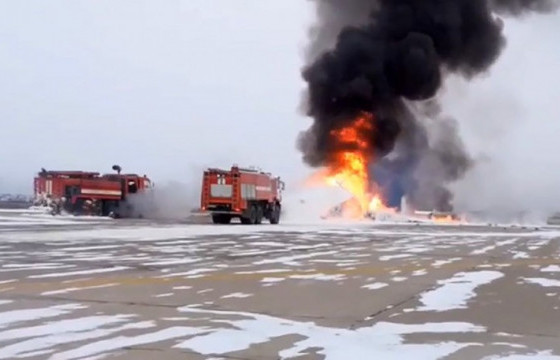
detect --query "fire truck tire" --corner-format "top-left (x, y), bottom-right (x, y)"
top-left (255, 206), bottom-right (263, 225)
top-left (241, 206), bottom-right (258, 225)
top-left (212, 214), bottom-right (231, 224)
top-left (270, 204), bottom-right (281, 224)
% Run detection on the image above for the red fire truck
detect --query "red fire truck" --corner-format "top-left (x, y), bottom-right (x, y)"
top-left (33, 165), bottom-right (152, 218)
top-left (200, 165), bottom-right (284, 225)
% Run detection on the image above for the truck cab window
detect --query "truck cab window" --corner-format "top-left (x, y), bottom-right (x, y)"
top-left (128, 181), bottom-right (138, 194)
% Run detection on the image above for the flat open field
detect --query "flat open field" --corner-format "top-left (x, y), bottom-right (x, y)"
top-left (1, 209), bottom-right (560, 359)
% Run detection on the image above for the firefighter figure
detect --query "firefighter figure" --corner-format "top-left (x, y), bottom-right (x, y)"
top-left (50, 198), bottom-right (62, 216)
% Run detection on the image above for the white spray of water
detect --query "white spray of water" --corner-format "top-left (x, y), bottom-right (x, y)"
top-left (280, 175), bottom-right (356, 224)
top-left (126, 166), bottom-right (204, 221)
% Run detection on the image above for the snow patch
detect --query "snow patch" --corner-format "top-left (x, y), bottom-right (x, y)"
top-left (379, 254), bottom-right (413, 261)
top-left (30, 267), bottom-right (129, 279)
top-left (260, 277), bottom-right (285, 284)
top-left (41, 283), bottom-right (118, 296)
top-left (541, 265), bottom-right (560, 273)
top-left (0, 304), bottom-right (86, 328)
top-left (417, 271), bottom-right (504, 312)
top-left (235, 269), bottom-right (290, 275)
top-left (143, 258), bottom-right (201, 266)
top-left (512, 252), bottom-right (530, 259)
top-left (432, 258), bottom-right (462, 267)
top-left (253, 251), bottom-right (338, 266)
top-left (482, 351), bottom-right (560, 359)
top-left (42, 324), bottom-right (186, 360)
top-left (289, 273), bottom-right (346, 281)
top-left (161, 268), bottom-right (217, 278)
top-left (174, 306), bottom-right (484, 359)
top-left (522, 278), bottom-right (560, 287)
top-left (154, 293), bottom-right (174, 298)
top-left (221, 293), bottom-right (253, 299)
top-left (361, 282), bottom-right (388, 290)
top-left (471, 245), bottom-right (496, 255)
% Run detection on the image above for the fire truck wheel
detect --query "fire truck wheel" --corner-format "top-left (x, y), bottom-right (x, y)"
top-left (255, 206), bottom-right (263, 225)
top-left (270, 204), bottom-right (281, 224)
top-left (249, 205), bottom-right (258, 224)
top-left (241, 206), bottom-right (258, 225)
top-left (212, 214), bottom-right (231, 224)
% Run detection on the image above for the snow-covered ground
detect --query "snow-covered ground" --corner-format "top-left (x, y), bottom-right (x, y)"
top-left (1, 213), bottom-right (560, 359)
top-left (0, 208), bottom-right (113, 228)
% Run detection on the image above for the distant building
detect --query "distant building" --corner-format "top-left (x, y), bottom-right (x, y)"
top-left (0, 194), bottom-right (33, 209)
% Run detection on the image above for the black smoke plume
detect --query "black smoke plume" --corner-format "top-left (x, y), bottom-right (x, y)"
top-left (491, 0), bottom-right (559, 15)
top-left (299, 0), bottom-right (556, 211)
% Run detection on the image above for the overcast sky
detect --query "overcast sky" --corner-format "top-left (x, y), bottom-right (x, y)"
top-left (446, 12), bottom-right (560, 214)
top-left (0, 1), bottom-right (314, 194)
top-left (1, 1), bottom-right (559, 215)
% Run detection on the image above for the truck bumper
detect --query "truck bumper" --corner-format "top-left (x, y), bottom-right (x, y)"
top-left (206, 210), bottom-right (242, 216)
top-left (203, 203), bottom-right (242, 216)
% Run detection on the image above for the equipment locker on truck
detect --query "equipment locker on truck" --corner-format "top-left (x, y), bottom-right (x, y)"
top-left (200, 165), bottom-right (284, 225)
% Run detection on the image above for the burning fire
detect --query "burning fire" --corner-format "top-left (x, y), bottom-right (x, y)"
top-left (305, 112), bottom-right (465, 224)
top-left (309, 112), bottom-right (393, 218)
top-left (431, 214), bottom-right (462, 224)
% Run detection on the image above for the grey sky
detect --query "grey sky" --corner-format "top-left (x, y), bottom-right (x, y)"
top-left (1, 1), bottom-right (559, 216)
top-left (447, 13), bottom-right (560, 214)
top-left (0, 1), bottom-right (314, 194)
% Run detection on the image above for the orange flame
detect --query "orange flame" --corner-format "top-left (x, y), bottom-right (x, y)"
top-left (309, 112), bottom-right (393, 218)
top-left (431, 214), bottom-right (462, 224)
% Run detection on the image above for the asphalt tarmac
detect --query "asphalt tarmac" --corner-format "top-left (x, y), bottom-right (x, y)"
top-left (1, 209), bottom-right (560, 359)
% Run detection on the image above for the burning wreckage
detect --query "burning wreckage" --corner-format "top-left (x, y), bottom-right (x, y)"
top-left (320, 194), bottom-right (462, 223)
top-left (298, 0), bottom-right (557, 222)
